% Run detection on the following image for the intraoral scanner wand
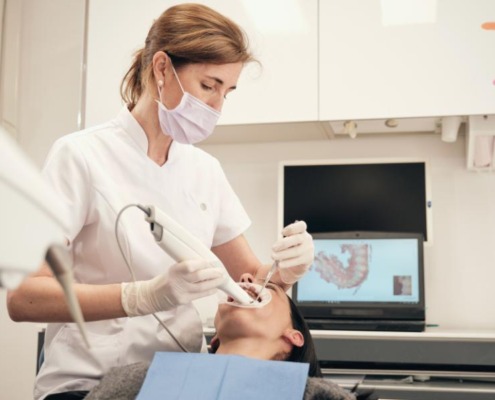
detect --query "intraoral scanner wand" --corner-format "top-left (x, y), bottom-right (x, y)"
top-left (142, 205), bottom-right (252, 305)
top-left (254, 260), bottom-right (277, 303)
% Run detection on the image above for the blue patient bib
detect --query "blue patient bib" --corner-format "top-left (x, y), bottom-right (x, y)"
top-left (136, 352), bottom-right (309, 400)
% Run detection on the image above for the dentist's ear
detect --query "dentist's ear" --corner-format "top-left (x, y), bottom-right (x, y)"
top-left (152, 51), bottom-right (169, 84)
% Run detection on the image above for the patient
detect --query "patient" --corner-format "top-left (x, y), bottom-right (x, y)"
top-left (86, 274), bottom-right (373, 400)
top-left (209, 273), bottom-right (321, 377)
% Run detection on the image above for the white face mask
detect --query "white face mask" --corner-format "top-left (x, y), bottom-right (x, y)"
top-left (156, 65), bottom-right (221, 144)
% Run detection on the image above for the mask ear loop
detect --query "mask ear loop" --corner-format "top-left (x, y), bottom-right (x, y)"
top-left (164, 52), bottom-right (186, 94)
top-left (170, 64), bottom-right (185, 94)
top-left (157, 54), bottom-right (185, 105)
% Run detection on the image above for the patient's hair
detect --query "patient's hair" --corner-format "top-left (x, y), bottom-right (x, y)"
top-left (211, 294), bottom-right (322, 377)
top-left (288, 296), bottom-right (378, 398)
top-left (286, 296), bottom-right (322, 377)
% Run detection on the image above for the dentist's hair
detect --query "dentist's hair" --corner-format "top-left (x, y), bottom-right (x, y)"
top-left (121, 3), bottom-right (254, 109)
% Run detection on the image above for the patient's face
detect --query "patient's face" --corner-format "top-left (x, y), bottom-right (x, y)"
top-left (214, 280), bottom-right (293, 341)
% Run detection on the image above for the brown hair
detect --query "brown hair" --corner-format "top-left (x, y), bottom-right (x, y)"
top-left (121, 3), bottom-right (254, 108)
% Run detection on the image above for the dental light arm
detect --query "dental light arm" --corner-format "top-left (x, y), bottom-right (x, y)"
top-left (0, 126), bottom-right (89, 347)
top-left (143, 205), bottom-right (252, 305)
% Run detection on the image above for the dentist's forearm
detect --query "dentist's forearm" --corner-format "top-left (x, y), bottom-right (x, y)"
top-left (7, 264), bottom-right (126, 323)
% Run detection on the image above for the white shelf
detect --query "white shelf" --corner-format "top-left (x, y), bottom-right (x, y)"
top-left (310, 328), bottom-right (495, 342)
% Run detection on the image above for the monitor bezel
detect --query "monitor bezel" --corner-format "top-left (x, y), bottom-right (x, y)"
top-left (292, 231), bottom-right (426, 322)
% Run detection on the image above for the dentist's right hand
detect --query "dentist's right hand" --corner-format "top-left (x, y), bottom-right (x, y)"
top-left (121, 259), bottom-right (226, 317)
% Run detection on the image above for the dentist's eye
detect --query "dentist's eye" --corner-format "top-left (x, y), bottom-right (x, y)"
top-left (201, 83), bottom-right (213, 91)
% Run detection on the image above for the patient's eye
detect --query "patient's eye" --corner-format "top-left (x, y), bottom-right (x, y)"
top-left (265, 283), bottom-right (277, 291)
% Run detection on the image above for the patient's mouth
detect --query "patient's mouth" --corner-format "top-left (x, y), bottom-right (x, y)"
top-left (245, 287), bottom-right (262, 302)
top-left (221, 283), bottom-right (272, 308)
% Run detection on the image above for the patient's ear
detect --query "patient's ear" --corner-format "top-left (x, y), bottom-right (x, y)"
top-left (283, 329), bottom-right (304, 347)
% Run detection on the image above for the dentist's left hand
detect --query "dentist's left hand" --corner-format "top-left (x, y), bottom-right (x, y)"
top-left (121, 259), bottom-right (226, 317)
top-left (272, 220), bottom-right (314, 284)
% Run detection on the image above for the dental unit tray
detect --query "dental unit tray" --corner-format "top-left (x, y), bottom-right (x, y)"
top-left (144, 205), bottom-right (252, 305)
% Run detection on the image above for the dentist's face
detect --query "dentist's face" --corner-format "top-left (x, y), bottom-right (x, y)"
top-left (160, 58), bottom-right (243, 112)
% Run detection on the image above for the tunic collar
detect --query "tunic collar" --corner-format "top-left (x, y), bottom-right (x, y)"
top-left (116, 106), bottom-right (181, 164)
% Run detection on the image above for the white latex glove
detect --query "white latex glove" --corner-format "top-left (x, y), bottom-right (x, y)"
top-left (121, 259), bottom-right (227, 317)
top-left (272, 220), bottom-right (314, 284)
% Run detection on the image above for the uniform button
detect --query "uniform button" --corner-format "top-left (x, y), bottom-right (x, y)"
top-left (200, 203), bottom-right (207, 211)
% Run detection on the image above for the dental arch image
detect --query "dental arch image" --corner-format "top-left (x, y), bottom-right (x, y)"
top-left (313, 243), bottom-right (371, 292)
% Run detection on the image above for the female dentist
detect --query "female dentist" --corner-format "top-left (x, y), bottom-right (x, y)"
top-left (7, 3), bottom-right (314, 400)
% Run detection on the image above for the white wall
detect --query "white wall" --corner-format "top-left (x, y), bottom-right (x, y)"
top-left (200, 132), bottom-right (495, 330)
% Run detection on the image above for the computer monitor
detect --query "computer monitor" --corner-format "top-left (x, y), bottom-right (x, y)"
top-left (281, 159), bottom-right (432, 244)
top-left (292, 231), bottom-right (426, 332)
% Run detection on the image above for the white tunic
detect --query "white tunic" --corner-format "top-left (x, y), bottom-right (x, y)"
top-left (34, 107), bottom-right (250, 399)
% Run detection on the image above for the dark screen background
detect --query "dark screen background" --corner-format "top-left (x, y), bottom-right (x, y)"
top-left (283, 162), bottom-right (428, 241)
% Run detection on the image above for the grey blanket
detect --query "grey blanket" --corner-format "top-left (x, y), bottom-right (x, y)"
top-left (85, 362), bottom-right (357, 400)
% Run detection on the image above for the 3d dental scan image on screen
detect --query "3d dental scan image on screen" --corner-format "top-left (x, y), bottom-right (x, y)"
top-left (300, 237), bottom-right (420, 303)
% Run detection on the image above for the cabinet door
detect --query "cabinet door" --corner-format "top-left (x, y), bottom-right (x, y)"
top-left (319, 0), bottom-right (495, 121)
top-left (0, 0), bottom-right (85, 165)
top-left (85, 0), bottom-right (318, 127)
top-left (213, 0), bottom-right (318, 125)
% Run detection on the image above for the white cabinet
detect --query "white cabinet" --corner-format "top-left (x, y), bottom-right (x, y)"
top-left (85, 0), bottom-right (318, 127)
top-left (0, 0), bottom-right (85, 166)
top-left (0, 0), bottom-right (21, 137)
top-left (213, 0), bottom-right (318, 125)
top-left (319, 0), bottom-right (495, 121)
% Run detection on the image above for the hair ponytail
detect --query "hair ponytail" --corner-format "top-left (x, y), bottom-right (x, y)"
top-left (121, 48), bottom-right (145, 110)
top-left (120, 4), bottom-right (255, 107)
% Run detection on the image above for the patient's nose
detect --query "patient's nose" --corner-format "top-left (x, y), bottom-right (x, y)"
top-left (239, 273), bottom-right (255, 283)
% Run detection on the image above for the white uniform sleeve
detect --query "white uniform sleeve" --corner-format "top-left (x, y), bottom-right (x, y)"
top-left (211, 162), bottom-right (251, 247)
top-left (42, 137), bottom-right (92, 243)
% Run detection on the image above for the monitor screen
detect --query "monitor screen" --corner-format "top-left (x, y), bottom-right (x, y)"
top-left (281, 160), bottom-right (431, 242)
top-left (292, 231), bottom-right (425, 323)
